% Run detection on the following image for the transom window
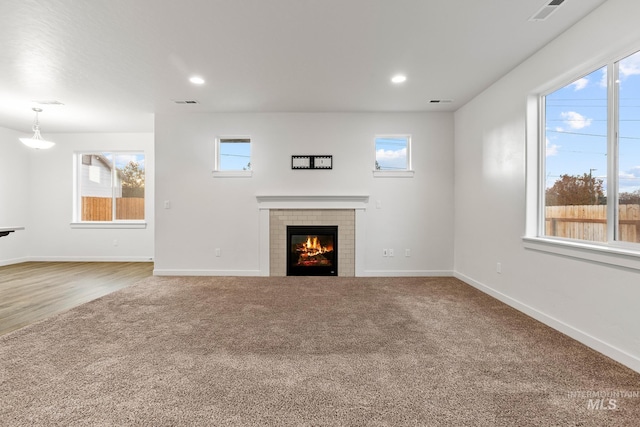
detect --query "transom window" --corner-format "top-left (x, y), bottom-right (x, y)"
top-left (374, 135), bottom-right (413, 177)
top-left (214, 137), bottom-right (252, 176)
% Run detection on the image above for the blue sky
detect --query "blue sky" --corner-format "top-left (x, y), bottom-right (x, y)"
top-left (101, 153), bottom-right (146, 171)
top-left (375, 136), bottom-right (408, 170)
top-left (219, 141), bottom-right (251, 170)
top-left (545, 50), bottom-right (640, 195)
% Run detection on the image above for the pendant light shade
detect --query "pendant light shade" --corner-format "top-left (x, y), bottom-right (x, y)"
top-left (20, 108), bottom-right (55, 149)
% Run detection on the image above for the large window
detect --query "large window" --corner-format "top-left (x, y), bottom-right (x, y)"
top-left (540, 49), bottom-right (640, 247)
top-left (75, 152), bottom-right (145, 223)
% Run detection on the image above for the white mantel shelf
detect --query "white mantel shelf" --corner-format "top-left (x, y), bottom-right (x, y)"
top-left (256, 195), bottom-right (369, 210)
top-left (0, 226), bottom-right (25, 238)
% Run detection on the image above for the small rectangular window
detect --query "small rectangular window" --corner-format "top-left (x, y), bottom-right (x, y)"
top-left (75, 152), bottom-right (145, 222)
top-left (215, 137), bottom-right (251, 172)
top-left (374, 135), bottom-right (411, 171)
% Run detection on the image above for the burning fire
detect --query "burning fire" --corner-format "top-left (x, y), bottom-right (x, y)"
top-left (302, 235), bottom-right (331, 255)
top-left (294, 235), bottom-right (333, 266)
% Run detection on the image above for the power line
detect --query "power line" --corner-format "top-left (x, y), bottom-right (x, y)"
top-left (547, 129), bottom-right (640, 140)
top-left (220, 154), bottom-right (250, 158)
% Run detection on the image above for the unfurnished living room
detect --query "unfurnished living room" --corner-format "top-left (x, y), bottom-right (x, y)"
top-left (1, 0), bottom-right (640, 425)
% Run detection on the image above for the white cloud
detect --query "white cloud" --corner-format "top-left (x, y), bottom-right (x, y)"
top-left (560, 111), bottom-right (592, 130)
top-left (376, 147), bottom-right (406, 160)
top-left (619, 53), bottom-right (640, 79)
top-left (115, 154), bottom-right (145, 170)
top-left (599, 68), bottom-right (608, 88)
top-left (546, 138), bottom-right (559, 157)
top-left (570, 78), bottom-right (589, 91)
top-left (620, 166), bottom-right (640, 179)
top-left (619, 166), bottom-right (640, 193)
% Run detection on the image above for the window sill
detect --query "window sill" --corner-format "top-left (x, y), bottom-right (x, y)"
top-left (522, 236), bottom-right (640, 271)
top-left (372, 170), bottom-right (415, 178)
top-left (71, 222), bottom-right (147, 229)
top-left (213, 170), bottom-right (252, 178)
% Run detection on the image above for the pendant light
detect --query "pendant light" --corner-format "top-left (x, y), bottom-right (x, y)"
top-left (19, 107), bottom-right (55, 149)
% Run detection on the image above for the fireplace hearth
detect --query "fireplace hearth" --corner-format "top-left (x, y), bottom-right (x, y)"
top-left (287, 225), bottom-right (338, 276)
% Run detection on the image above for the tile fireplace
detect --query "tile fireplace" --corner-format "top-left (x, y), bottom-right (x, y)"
top-left (256, 195), bottom-right (368, 277)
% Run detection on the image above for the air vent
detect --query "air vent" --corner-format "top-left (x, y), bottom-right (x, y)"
top-left (529, 0), bottom-right (566, 21)
top-left (32, 100), bottom-right (64, 105)
top-left (429, 99), bottom-right (453, 104)
top-left (173, 100), bottom-right (199, 104)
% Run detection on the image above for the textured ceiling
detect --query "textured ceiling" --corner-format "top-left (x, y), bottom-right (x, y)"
top-left (0, 0), bottom-right (608, 133)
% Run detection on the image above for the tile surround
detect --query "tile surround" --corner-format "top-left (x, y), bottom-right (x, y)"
top-left (269, 209), bottom-right (355, 276)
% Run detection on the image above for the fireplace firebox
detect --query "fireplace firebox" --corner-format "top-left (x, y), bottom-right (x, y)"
top-left (286, 225), bottom-right (338, 276)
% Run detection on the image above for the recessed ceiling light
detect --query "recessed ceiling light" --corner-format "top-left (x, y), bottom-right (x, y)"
top-left (391, 74), bottom-right (407, 84)
top-left (189, 76), bottom-right (205, 85)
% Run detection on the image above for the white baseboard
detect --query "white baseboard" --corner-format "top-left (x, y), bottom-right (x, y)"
top-left (363, 270), bottom-right (454, 277)
top-left (454, 271), bottom-right (640, 374)
top-left (154, 269), bottom-right (454, 277)
top-left (0, 256), bottom-right (30, 267)
top-left (153, 269), bottom-right (261, 276)
top-left (26, 256), bottom-right (154, 263)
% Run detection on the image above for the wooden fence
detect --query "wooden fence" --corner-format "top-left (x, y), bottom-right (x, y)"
top-left (82, 197), bottom-right (144, 221)
top-left (545, 204), bottom-right (640, 243)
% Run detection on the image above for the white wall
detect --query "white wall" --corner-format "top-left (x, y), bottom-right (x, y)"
top-left (154, 112), bottom-right (454, 276)
top-left (27, 132), bottom-right (154, 261)
top-left (0, 127), bottom-right (30, 265)
top-left (454, 0), bottom-right (640, 372)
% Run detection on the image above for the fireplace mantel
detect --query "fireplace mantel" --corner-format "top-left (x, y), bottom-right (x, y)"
top-left (256, 195), bottom-right (369, 210)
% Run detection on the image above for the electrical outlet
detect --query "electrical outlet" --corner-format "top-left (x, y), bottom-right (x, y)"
top-left (383, 249), bottom-right (388, 257)
top-left (389, 249), bottom-right (394, 257)
top-left (113, 239), bottom-right (118, 247)
top-left (215, 248), bottom-right (221, 257)
top-left (496, 262), bottom-right (502, 274)
top-left (164, 200), bottom-right (171, 209)
top-left (405, 249), bottom-right (411, 257)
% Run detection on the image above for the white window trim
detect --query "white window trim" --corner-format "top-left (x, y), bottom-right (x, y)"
top-left (214, 135), bottom-right (252, 177)
top-left (72, 151), bottom-right (147, 228)
top-left (373, 134), bottom-right (414, 177)
top-left (524, 45), bottom-right (640, 270)
top-left (212, 170), bottom-right (253, 178)
top-left (70, 221), bottom-right (146, 229)
top-left (372, 170), bottom-right (415, 178)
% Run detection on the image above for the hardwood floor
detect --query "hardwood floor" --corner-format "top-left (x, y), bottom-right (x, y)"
top-left (0, 262), bottom-right (153, 336)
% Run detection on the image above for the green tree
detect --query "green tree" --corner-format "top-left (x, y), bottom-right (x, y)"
top-left (120, 161), bottom-right (145, 198)
top-left (545, 173), bottom-right (604, 206)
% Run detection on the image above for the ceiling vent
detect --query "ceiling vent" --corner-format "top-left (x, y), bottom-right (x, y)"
top-left (529, 0), bottom-right (565, 21)
top-left (429, 99), bottom-right (453, 104)
top-left (32, 100), bottom-right (64, 105)
top-left (173, 100), bottom-right (199, 104)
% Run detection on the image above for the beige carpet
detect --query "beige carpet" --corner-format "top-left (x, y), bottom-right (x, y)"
top-left (1, 276), bottom-right (639, 426)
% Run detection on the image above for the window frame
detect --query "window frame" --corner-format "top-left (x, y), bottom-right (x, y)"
top-left (524, 46), bottom-right (640, 270)
top-left (71, 151), bottom-right (147, 229)
top-left (372, 134), bottom-right (414, 178)
top-left (213, 136), bottom-right (252, 178)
